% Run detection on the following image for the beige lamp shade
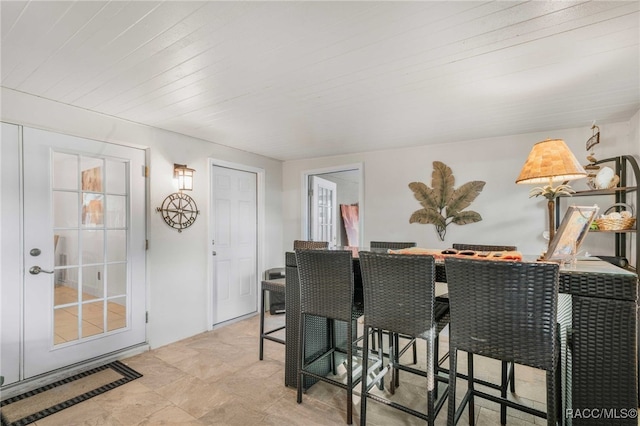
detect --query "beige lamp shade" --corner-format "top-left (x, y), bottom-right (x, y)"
top-left (516, 139), bottom-right (587, 184)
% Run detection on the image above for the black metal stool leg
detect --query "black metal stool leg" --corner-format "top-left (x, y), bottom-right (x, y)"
top-left (501, 360), bottom-right (508, 424)
top-left (259, 288), bottom-right (266, 360)
top-left (468, 353), bottom-right (475, 426)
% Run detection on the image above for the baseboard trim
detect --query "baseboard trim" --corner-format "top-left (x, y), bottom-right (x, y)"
top-left (211, 311), bottom-right (258, 331)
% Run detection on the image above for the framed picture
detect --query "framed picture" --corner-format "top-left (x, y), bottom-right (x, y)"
top-left (543, 205), bottom-right (599, 261)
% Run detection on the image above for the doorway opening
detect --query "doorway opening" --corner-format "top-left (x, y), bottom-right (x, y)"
top-left (302, 163), bottom-right (363, 247)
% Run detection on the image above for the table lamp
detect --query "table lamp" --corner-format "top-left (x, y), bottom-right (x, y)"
top-left (515, 139), bottom-right (587, 250)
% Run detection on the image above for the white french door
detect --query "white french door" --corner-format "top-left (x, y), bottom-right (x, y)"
top-left (23, 127), bottom-right (146, 378)
top-left (211, 164), bottom-right (257, 325)
top-left (310, 175), bottom-right (337, 246)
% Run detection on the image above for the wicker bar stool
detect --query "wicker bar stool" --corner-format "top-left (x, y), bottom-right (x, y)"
top-left (295, 249), bottom-right (364, 425)
top-left (367, 241), bottom-right (420, 367)
top-left (359, 251), bottom-right (449, 425)
top-left (445, 244), bottom-right (519, 402)
top-left (259, 277), bottom-right (286, 360)
top-left (445, 258), bottom-right (560, 426)
top-left (259, 241), bottom-right (326, 362)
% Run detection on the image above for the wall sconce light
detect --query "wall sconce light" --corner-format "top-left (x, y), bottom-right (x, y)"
top-left (174, 164), bottom-right (195, 191)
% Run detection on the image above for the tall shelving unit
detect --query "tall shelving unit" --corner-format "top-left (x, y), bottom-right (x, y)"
top-left (556, 154), bottom-right (639, 407)
top-left (556, 154), bottom-right (639, 272)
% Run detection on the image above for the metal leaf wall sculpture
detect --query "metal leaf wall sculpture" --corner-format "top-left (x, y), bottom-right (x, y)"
top-left (409, 161), bottom-right (485, 241)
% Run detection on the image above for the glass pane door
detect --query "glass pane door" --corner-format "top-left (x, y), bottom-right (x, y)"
top-left (23, 126), bottom-right (146, 379)
top-left (52, 153), bottom-right (129, 345)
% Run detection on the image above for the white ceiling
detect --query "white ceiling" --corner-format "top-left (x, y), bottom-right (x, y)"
top-left (2, 1), bottom-right (638, 161)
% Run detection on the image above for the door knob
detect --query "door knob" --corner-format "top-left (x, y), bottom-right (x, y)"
top-left (29, 266), bottom-right (54, 275)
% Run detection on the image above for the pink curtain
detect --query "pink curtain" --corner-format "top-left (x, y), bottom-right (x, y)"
top-left (340, 204), bottom-right (359, 247)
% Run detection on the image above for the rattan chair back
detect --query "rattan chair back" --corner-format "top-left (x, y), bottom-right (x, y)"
top-left (445, 257), bottom-right (560, 426)
top-left (295, 249), bottom-right (354, 322)
top-left (452, 243), bottom-right (517, 252)
top-left (359, 251), bottom-right (436, 337)
top-left (370, 241), bottom-right (417, 250)
top-left (445, 258), bottom-right (559, 370)
top-left (293, 240), bottom-right (328, 250)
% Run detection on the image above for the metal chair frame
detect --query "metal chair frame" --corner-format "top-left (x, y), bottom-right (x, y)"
top-left (259, 278), bottom-right (286, 360)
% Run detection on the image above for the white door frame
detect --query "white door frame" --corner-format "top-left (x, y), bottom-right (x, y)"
top-left (301, 163), bottom-right (364, 247)
top-left (1, 122), bottom-right (23, 386)
top-left (0, 124), bottom-right (150, 392)
top-left (21, 127), bottom-right (147, 378)
top-left (207, 158), bottom-right (264, 329)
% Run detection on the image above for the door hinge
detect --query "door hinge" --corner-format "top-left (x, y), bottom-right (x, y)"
top-left (145, 311), bottom-right (149, 323)
top-left (308, 188), bottom-right (313, 197)
top-left (145, 239), bottom-right (149, 250)
top-left (143, 166), bottom-right (149, 177)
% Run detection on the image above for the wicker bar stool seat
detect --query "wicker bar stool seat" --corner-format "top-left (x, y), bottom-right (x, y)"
top-left (359, 251), bottom-right (449, 425)
top-left (445, 258), bottom-right (560, 426)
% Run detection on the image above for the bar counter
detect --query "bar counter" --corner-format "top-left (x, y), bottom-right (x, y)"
top-left (283, 251), bottom-right (638, 425)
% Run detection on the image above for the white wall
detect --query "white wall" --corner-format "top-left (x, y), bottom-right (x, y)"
top-left (1, 87), bottom-right (284, 350)
top-left (2, 83), bottom-right (638, 354)
top-left (283, 115), bottom-right (640, 265)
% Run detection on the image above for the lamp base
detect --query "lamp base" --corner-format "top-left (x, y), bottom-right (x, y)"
top-left (547, 199), bottom-right (556, 244)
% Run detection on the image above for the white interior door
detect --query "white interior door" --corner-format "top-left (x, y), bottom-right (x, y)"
top-left (211, 165), bottom-right (257, 325)
top-left (310, 175), bottom-right (337, 246)
top-left (23, 127), bottom-right (146, 378)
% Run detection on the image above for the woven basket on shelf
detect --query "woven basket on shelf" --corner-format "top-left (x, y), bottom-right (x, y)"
top-left (594, 203), bottom-right (636, 231)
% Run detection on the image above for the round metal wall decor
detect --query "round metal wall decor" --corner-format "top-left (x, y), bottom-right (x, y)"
top-left (156, 192), bottom-right (199, 232)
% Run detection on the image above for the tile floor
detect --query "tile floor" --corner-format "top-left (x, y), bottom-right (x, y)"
top-left (32, 313), bottom-right (550, 425)
top-left (54, 284), bottom-right (127, 344)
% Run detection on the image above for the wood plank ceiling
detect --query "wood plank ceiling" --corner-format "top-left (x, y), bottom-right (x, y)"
top-left (1, 1), bottom-right (638, 161)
